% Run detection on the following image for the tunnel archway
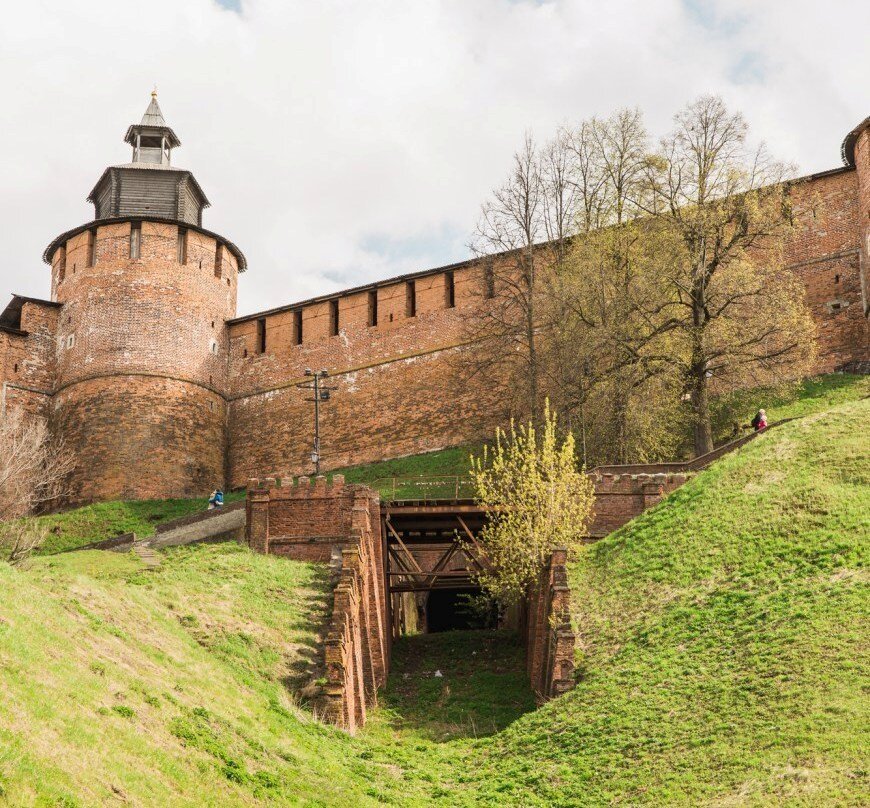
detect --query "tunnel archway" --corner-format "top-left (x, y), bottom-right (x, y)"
top-left (425, 587), bottom-right (497, 633)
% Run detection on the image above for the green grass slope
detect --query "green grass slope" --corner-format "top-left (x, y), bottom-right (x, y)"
top-left (0, 377), bottom-right (866, 806)
top-left (33, 492), bottom-right (247, 556)
top-left (0, 543), bottom-right (410, 806)
top-left (462, 397), bottom-right (869, 806)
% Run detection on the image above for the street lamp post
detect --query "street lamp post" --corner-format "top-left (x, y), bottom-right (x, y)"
top-left (297, 369), bottom-right (335, 475)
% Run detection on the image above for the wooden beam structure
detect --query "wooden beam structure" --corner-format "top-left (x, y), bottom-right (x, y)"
top-left (382, 501), bottom-right (489, 599)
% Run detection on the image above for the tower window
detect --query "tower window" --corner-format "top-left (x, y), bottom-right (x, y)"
top-left (406, 281), bottom-right (416, 317)
top-left (130, 222), bottom-right (141, 259)
top-left (86, 228), bottom-right (96, 267)
top-left (293, 309), bottom-right (303, 345)
top-left (329, 299), bottom-right (339, 336)
top-left (483, 261), bottom-right (495, 299)
top-left (178, 228), bottom-right (188, 264)
top-left (214, 243), bottom-right (224, 278)
top-left (256, 317), bottom-right (267, 354)
top-left (57, 245), bottom-right (67, 283)
top-left (367, 290), bottom-right (378, 327)
top-left (445, 271), bottom-right (455, 308)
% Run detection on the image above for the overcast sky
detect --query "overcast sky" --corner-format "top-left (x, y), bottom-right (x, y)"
top-left (1, 0), bottom-right (867, 316)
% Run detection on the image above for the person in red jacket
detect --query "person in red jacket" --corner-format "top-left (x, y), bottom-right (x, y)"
top-left (751, 409), bottom-right (768, 431)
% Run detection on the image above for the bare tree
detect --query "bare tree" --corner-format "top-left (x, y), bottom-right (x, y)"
top-left (465, 133), bottom-right (548, 422)
top-left (552, 109), bottom-right (681, 463)
top-left (0, 410), bottom-right (74, 563)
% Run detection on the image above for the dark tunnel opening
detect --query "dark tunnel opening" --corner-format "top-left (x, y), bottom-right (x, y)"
top-left (425, 587), bottom-right (498, 633)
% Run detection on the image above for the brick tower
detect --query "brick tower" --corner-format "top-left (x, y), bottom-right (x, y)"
top-left (842, 116), bottom-right (870, 322)
top-left (42, 93), bottom-right (246, 503)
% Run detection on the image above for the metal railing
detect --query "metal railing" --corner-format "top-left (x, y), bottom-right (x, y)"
top-left (371, 474), bottom-right (475, 503)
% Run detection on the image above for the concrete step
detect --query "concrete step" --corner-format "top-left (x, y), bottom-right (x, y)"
top-left (133, 543), bottom-right (161, 568)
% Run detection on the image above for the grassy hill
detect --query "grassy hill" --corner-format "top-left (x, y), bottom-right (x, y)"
top-left (0, 377), bottom-right (866, 805)
top-left (453, 395), bottom-right (869, 805)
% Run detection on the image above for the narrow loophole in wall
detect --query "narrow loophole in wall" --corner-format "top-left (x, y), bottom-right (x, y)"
top-left (177, 227), bottom-right (188, 264)
top-left (130, 222), bottom-right (141, 259)
top-left (214, 243), bottom-right (224, 278)
top-left (406, 280), bottom-right (416, 317)
top-left (483, 261), bottom-right (495, 299)
top-left (57, 246), bottom-right (66, 283)
top-left (445, 271), bottom-right (455, 308)
top-left (368, 290), bottom-right (378, 327)
top-left (86, 228), bottom-right (96, 267)
top-left (256, 317), bottom-right (267, 354)
top-left (293, 309), bottom-right (303, 345)
top-left (329, 299), bottom-right (339, 336)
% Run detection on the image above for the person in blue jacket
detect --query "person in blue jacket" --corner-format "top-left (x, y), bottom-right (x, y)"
top-left (207, 488), bottom-right (224, 510)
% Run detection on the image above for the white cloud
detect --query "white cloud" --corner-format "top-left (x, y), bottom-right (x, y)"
top-left (1, 0), bottom-right (867, 316)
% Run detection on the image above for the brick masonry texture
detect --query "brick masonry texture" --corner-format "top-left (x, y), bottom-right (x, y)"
top-left (589, 472), bottom-right (687, 538)
top-left (225, 166), bottom-right (868, 489)
top-left (45, 220), bottom-right (236, 502)
top-left (245, 476), bottom-right (389, 731)
top-left (523, 548), bottom-right (576, 701)
top-left (0, 124), bottom-right (867, 504)
top-left (0, 301), bottom-right (58, 423)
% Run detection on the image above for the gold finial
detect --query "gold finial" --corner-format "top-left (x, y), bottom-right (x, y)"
top-left (151, 85), bottom-right (158, 99)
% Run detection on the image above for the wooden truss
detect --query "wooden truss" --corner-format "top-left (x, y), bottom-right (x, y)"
top-left (384, 509), bottom-right (489, 594)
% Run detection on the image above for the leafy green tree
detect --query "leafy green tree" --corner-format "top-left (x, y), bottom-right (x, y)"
top-left (468, 401), bottom-right (594, 606)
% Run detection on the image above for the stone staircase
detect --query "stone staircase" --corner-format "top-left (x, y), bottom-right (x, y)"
top-left (132, 543), bottom-right (161, 569)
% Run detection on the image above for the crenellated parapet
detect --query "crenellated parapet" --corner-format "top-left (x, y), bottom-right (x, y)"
top-left (588, 471), bottom-right (691, 539)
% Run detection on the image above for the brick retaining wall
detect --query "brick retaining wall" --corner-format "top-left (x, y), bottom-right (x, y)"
top-left (245, 475), bottom-right (389, 731)
top-left (524, 548), bottom-right (576, 701)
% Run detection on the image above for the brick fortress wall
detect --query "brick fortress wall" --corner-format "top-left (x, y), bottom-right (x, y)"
top-left (227, 261), bottom-right (507, 486)
top-left (0, 300), bottom-right (59, 422)
top-left (246, 476), bottom-right (389, 731)
top-left (46, 219), bottom-right (238, 502)
top-left (227, 167), bottom-right (868, 487)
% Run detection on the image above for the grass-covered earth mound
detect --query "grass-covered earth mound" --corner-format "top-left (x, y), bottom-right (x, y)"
top-left (0, 376), bottom-right (866, 805)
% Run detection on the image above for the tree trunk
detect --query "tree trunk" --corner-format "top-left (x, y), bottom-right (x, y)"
top-left (690, 368), bottom-right (714, 457)
top-left (525, 249), bottom-right (539, 424)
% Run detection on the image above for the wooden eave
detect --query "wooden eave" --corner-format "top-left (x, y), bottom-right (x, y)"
top-left (86, 165), bottom-right (211, 209)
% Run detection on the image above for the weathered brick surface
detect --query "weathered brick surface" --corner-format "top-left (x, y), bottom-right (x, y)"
top-left (245, 476), bottom-right (389, 731)
top-left (784, 170), bottom-right (869, 371)
top-left (225, 165), bottom-right (868, 486)
top-left (44, 220), bottom-right (237, 502)
top-left (50, 375), bottom-right (227, 503)
top-left (0, 300), bottom-right (59, 422)
top-left (588, 472), bottom-right (688, 538)
top-left (524, 548), bottom-right (576, 701)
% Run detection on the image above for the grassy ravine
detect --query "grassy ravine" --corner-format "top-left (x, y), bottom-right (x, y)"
top-left (0, 378), bottom-right (866, 804)
top-left (0, 544), bottom-right (387, 806)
